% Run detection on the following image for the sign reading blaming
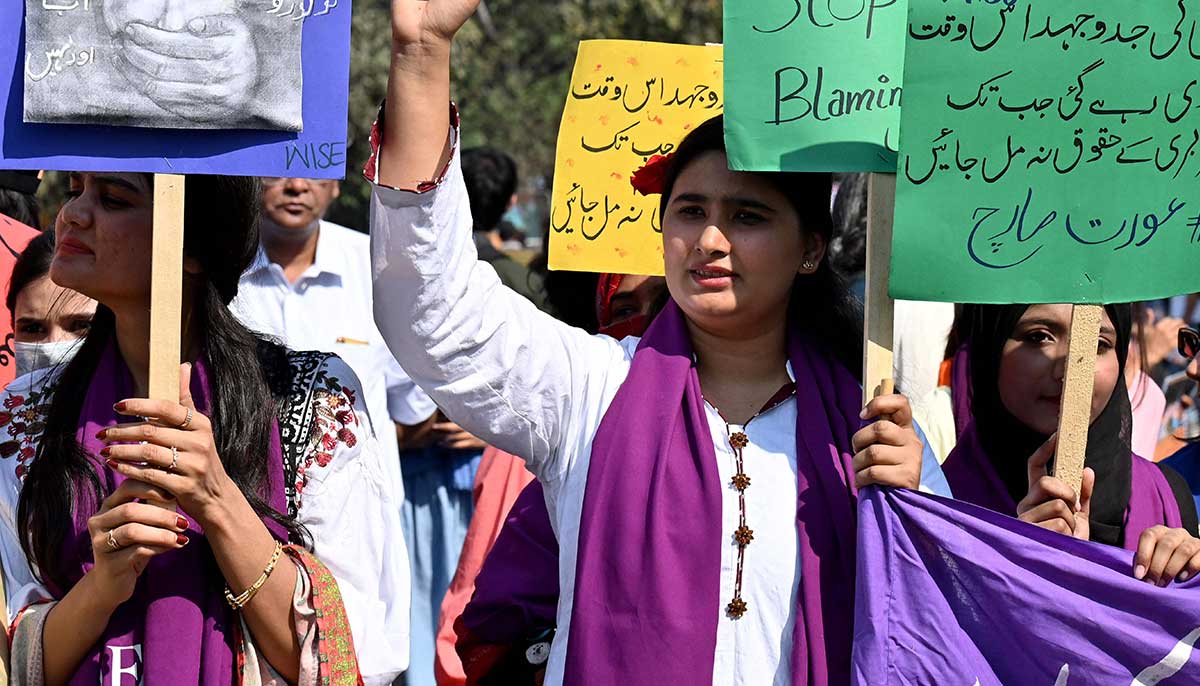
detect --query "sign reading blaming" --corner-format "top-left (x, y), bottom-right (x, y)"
top-left (892, 0), bottom-right (1200, 304)
top-left (1, 0), bottom-right (352, 179)
top-left (548, 40), bottom-right (722, 276)
top-left (724, 0), bottom-right (905, 173)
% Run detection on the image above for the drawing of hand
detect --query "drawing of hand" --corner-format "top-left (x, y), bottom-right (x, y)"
top-left (114, 13), bottom-right (259, 123)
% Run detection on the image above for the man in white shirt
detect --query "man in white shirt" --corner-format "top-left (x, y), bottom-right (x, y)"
top-left (232, 176), bottom-right (436, 682)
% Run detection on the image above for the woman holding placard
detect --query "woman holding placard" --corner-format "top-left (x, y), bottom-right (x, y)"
top-left (935, 303), bottom-right (1200, 585)
top-left (0, 173), bottom-right (408, 685)
top-left (368, 1), bottom-right (943, 684)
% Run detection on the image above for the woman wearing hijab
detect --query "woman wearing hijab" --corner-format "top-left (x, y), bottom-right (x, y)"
top-left (369, 2), bottom-right (944, 684)
top-left (941, 303), bottom-right (1200, 585)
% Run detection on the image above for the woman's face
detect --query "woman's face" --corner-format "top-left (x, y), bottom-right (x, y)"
top-left (997, 304), bottom-right (1121, 436)
top-left (605, 275), bottom-right (666, 327)
top-left (661, 152), bottom-right (824, 339)
top-left (13, 276), bottom-right (96, 344)
top-left (51, 173), bottom-right (155, 307)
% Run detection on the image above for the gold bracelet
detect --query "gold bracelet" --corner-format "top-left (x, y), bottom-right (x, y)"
top-left (225, 541), bottom-right (284, 611)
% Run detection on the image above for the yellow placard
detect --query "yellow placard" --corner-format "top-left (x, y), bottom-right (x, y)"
top-left (548, 40), bottom-right (724, 275)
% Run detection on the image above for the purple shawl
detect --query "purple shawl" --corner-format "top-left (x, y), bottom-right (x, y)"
top-left (56, 343), bottom-right (290, 685)
top-left (563, 302), bottom-right (864, 685)
top-left (942, 424), bottom-right (1182, 552)
top-left (460, 480), bottom-right (559, 642)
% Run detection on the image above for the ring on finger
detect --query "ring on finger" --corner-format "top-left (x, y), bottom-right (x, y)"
top-left (106, 529), bottom-right (120, 551)
top-left (169, 445), bottom-right (179, 473)
top-left (179, 407), bottom-right (194, 430)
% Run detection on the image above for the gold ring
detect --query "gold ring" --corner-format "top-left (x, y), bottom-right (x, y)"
top-left (179, 407), bottom-right (195, 430)
top-left (106, 530), bottom-right (120, 551)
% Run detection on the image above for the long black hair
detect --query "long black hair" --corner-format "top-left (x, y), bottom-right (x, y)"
top-left (658, 116), bottom-right (864, 378)
top-left (19, 174), bottom-right (306, 590)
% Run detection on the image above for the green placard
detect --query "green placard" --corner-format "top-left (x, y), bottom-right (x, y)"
top-left (724, 0), bottom-right (905, 172)
top-left (892, 0), bottom-right (1200, 304)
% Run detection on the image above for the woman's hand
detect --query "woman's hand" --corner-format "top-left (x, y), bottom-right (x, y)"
top-left (392, 0), bottom-right (481, 49)
top-left (1017, 436), bottom-right (1095, 539)
top-left (852, 394), bottom-right (924, 490)
top-left (1134, 526), bottom-right (1200, 586)
top-left (98, 363), bottom-right (241, 529)
top-left (86, 479), bottom-right (189, 606)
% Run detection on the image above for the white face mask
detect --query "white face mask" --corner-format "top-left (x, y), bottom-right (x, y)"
top-left (14, 339), bottom-right (85, 378)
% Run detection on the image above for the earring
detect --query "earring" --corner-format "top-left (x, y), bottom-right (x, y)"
top-left (802, 260), bottom-right (816, 271)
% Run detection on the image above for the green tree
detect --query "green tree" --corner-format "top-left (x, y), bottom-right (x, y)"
top-left (328, 0), bottom-right (722, 232)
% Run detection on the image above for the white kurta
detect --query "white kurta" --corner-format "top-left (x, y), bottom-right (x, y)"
top-left (369, 128), bottom-right (948, 686)
top-left (0, 356), bottom-right (410, 686)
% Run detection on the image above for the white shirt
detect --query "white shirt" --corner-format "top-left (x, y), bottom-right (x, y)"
top-left (893, 300), bottom-right (956, 403)
top-left (0, 357), bottom-right (410, 686)
top-left (369, 140), bottom-right (948, 686)
top-left (230, 221), bottom-right (435, 680)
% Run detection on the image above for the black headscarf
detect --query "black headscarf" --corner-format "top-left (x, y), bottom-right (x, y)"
top-left (963, 303), bottom-right (1134, 547)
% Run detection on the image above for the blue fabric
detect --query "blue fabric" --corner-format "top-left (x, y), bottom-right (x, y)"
top-left (854, 487), bottom-right (1200, 685)
top-left (1164, 441), bottom-right (1200, 515)
top-left (914, 420), bottom-right (952, 498)
top-left (399, 446), bottom-right (482, 686)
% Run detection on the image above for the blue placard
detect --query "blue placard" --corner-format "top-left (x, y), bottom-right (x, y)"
top-left (1, 0), bottom-right (352, 179)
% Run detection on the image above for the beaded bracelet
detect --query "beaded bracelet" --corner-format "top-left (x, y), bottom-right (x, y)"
top-left (225, 541), bottom-right (284, 611)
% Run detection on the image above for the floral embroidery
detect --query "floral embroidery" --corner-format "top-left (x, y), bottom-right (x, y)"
top-left (0, 383), bottom-right (55, 481)
top-left (232, 547), bottom-right (364, 686)
top-left (292, 366), bottom-right (361, 503)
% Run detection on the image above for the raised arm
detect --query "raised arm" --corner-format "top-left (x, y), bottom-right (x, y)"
top-left (370, 0), bottom-right (628, 480)
top-left (379, 0), bottom-right (477, 189)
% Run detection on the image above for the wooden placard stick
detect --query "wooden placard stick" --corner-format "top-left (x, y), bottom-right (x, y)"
top-left (148, 174), bottom-right (185, 403)
top-left (863, 173), bottom-right (897, 404)
top-left (1051, 304), bottom-right (1103, 499)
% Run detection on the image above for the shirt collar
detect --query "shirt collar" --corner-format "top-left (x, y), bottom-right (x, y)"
top-left (250, 220), bottom-right (348, 283)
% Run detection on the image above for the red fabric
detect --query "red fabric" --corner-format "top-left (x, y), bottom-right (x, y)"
top-left (0, 213), bottom-right (40, 391)
top-left (938, 357), bottom-right (954, 388)
top-left (434, 447), bottom-right (537, 686)
top-left (594, 273), bottom-right (624, 330)
top-left (362, 102), bottom-right (460, 193)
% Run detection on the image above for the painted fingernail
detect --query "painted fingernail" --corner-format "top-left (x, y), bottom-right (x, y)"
top-left (105, 459), bottom-right (119, 470)
top-left (177, 534), bottom-right (189, 546)
top-left (113, 401), bottom-right (127, 412)
top-left (1180, 571), bottom-right (1191, 582)
top-left (1135, 564), bottom-right (1147, 579)
top-left (175, 516), bottom-right (188, 529)
top-left (95, 429), bottom-right (106, 440)
top-left (100, 446), bottom-right (111, 457)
